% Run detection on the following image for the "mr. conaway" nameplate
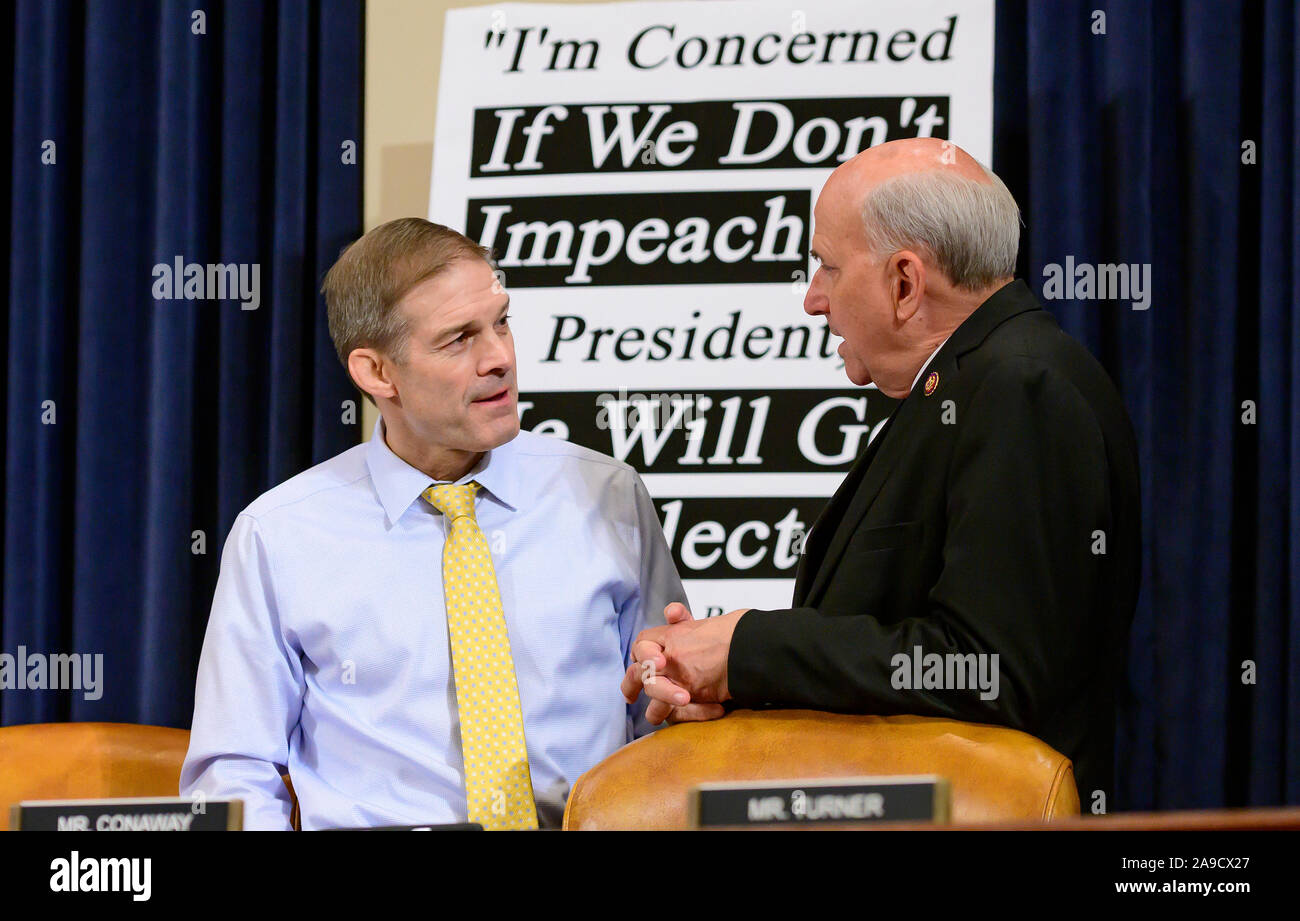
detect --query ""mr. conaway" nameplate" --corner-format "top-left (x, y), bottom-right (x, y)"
top-left (688, 776), bottom-right (951, 827)
top-left (11, 796), bottom-right (242, 831)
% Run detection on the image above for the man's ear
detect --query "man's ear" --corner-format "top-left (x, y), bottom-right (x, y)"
top-left (889, 250), bottom-right (926, 323)
top-left (348, 347), bottom-right (398, 403)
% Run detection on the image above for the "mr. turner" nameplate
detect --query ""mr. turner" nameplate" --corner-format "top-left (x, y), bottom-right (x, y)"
top-left (688, 776), bottom-right (951, 827)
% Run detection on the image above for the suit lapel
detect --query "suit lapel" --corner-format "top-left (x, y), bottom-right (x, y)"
top-left (793, 408), bottom-right (898, 602)
top-left (801, 394), bottom-right (917, 606)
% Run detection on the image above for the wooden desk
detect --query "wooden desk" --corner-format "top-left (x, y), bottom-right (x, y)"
top-left (712, 807), bottom-right (1300, 830)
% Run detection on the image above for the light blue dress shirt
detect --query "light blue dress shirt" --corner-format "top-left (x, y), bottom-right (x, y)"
top-left (180, 418), bottom-right (683, 830)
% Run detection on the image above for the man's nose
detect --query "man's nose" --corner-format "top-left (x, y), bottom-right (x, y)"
top-left (479, 326), bottom-right (513, 374)
top-left (804, 268), bottom-right (828, 317)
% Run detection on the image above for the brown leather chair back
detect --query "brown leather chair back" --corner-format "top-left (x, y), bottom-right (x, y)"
top-left (563, 710), bottom-right (1080, 829)
top-left (0, 722), bottom-right (303, 830)
top-left (0, 722), bottom-right (190, 830)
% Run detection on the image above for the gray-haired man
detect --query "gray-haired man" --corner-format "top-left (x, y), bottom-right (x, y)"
top-left (622, 138), bottom-right (1141, 802)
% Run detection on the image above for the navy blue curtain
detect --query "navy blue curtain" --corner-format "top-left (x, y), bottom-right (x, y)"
top-left (995, 0), bottom-right (1299, 809)
top-left (2, 1), bottom-right (362, 728)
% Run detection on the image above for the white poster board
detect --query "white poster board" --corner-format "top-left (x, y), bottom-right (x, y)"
top-left (431, 0), bottom-right (995, 615)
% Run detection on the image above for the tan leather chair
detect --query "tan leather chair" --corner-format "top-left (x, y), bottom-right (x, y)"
top-left (0, 722), bottom-right (301, 830)
top-left (563, 710), bottom-right (1080, 829)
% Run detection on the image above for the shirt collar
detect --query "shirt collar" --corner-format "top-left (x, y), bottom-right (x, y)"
top-left (365, 416), bottom-right (519, 526)
top-left (909, 335), bottom-right (952, 394)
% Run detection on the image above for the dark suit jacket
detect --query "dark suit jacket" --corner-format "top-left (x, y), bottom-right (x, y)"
top-left (727, 279), bottom-right (1141, 800)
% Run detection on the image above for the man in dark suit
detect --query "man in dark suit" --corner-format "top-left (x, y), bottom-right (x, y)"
top-left (620, 138), bottom-right (1140, 801)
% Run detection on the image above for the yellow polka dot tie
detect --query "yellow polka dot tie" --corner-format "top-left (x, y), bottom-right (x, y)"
top-left (423, 481), bottom-right (538, 831)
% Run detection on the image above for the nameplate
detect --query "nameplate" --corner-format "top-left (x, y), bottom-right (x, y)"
top-left (688, 776), bottom-right (950, 827)
top-left (11, 797), bottom-right (242, 831)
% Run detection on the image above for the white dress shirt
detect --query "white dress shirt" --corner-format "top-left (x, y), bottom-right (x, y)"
top-left (181, 418), bottom-right (683, 830)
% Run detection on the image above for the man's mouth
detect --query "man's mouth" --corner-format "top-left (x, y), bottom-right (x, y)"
top-left (473, 388), bottom-right (511, 406)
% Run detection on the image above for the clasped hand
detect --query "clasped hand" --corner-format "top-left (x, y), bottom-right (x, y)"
top-left (619, 602), bottom-right (749, 725)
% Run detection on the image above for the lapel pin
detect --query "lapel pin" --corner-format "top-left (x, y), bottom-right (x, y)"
top-left (924, 371), bottom-right (940, 396)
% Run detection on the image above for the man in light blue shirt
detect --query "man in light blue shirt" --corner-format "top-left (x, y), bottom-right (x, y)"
top-left (180, 218), bottom-right (693, 830)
